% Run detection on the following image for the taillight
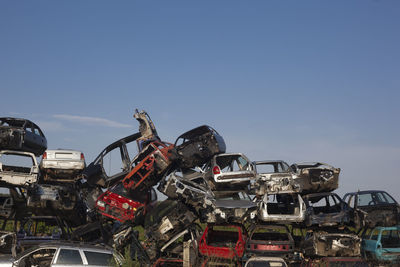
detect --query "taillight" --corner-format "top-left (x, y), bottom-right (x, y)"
top-left (42, 152), bottom-right (47, 159)
top-left (80, 153), bottom-right (85, 161)
top-left (213, 166), bottom-right (221, 175)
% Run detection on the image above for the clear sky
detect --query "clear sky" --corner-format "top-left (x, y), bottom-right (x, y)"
top-left (1, 1), bottom-right (399, 199)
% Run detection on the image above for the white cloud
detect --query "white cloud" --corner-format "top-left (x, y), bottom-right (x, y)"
top-left (53, 114), bottom-right (132, 128)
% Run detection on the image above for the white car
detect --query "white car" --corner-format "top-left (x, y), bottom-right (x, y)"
top-left (40, 149), bottom-right (85, 182)
top-left (0, 150), bottom-right (39, 186)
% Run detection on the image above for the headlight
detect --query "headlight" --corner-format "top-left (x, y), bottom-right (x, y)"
top-left (97, 201), bottom-right (105, 208)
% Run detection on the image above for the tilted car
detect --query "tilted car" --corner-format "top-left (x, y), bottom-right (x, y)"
top-left (144, 200), bottom-right (197, 247)
top-left (0, 150), bottom-right (39, 187)
top-left (258, 192), bottom-right (306, 223)
top-left (122, 140), bottom-right (174, 193)
top-left (245, 224), bottom-right (296, 263)
top-left (200, 152), bottom-right (256, 190)
top-left (95, 183), bottom-right (157, 223)
top-left (343, 190), bottom-right (400, 228)
top-left (0, 241), bottom-right (123, 266)
top-left (170, 125), bottom-right (226, 169)
top-left (0, 117), bottom-right (47, 156)
top-left (199, 224), bottom-right (247, 265)
top-left (39, 149), bottom-right (85, 183)
top-left (253, 160), bottom-right (300, 195)
top-left (290, 162), bottom-right (340, 194)
top-left (301, 230), bottom-right (361, 257)
top-left (302, 192), bottom-right (363, 228)
top-left (362, 225), bottom-right (400, 263)
top-left (82, 132), bottom-right (141, 188)
top-left (244, 257), bottom-right (288, 267)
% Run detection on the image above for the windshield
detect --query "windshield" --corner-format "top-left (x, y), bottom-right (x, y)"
top-left (255, 161), bottom-right (290, 173)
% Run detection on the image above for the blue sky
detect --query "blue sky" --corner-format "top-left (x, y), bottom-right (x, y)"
top-left (1, 1), bottom-right (399, 199)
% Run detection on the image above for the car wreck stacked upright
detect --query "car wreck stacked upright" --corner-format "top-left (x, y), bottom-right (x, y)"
top-left (0, 111), bottom-right (400, 267)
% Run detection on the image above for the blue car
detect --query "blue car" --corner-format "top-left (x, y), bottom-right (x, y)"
top-left (362, 225), bottom-right (400, 263)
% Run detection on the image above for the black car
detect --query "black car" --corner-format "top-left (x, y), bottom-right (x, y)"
top-left (171, 125), bottom-right (226, 169)
top-left (343, 190), bottom-right (400, 228)
top-left (0, 117), bottom-right (47, 156)
top-left (82, 132), bottom-right (141, 188)
top-left (303, 192), bottom-right (363, 229)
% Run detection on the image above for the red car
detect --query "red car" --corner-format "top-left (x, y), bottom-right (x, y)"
top-left (199, 224), bottom-right (247, 263)
top-left (95, 183), bottom-right (157, 223)
top-left (122, 141), bottom-right (174, 192)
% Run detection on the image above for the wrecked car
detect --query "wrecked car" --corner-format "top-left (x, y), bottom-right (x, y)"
top-left (0, 150), bottom-right (39, 187)
top-left (211, 190), bottom-right (257, 224)
top-left (253, 160), bottom-right (300, 195)
top-left (144, 200), bottom-right (197, 247)
top-left (159, 171), bottom-right (257, 223)
top-left (199, 223), bottom-right (247, 266)
top-left (0, 193), bottom-right (13, 218)
top-left (301, 230), bottom-right (361, 257)
top-left (82, 132), bottom-right (141, 188)
top-left (245, 224), bottom-right (296, 263)
top-left (343, 190), bottom-right (400, 228)
top-left (16, 216), bottom-right (72, 252)
top-left (95, 183), bottom-right (157, 223)
top-left (39, 149), bottom-right (85, 183)
top-left (258, 192), bottom-right (306, 223)
top-left (199, 152), bottom-right (256, 190)
top-left (0, 117), bottom-right (47, 156)
top-left (362, 225), bottom-right (400, 263)
top-left (300, 257), bottom-right (369, 267)
top-left (26, 184), bottom-right (87, 227)
top-left (170, 125), bottom-right (226, 169)
top-left (122, 140), bottom-right (174, 193)
top-left (302, 192), bottom-right (363, 228)
top-left (0, 242), bottom-right (124, 267)
top-left (134, 109), bottom-right (160, 150)
top-left (244, 256), bottom-right (288, 267)
top-left (157, 170), bottom-right (216, 221)
top-left (290, 162), bottom-right (340, 194)
top-left (0, 231), bottom-right (16, 255)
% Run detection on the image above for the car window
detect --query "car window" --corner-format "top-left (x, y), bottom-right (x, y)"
top-left (102, 147), bottom-right (124, 177)
top-left (18, 248), bottom-right (56, 267)
top-left (256, 163), bottom-right (276, 173)
top-left (0, 153), bottom-right (34, 169)
top-left (83, 250), bottom-right (113, 266)
top-left (370, 228), bottom-right (380, 240)
top-left (378, 192), bottom-right (396, 204)
top-left (56, 249), bottom-right (83, 264)
top-left (358, 193), bottom-right (373, 206)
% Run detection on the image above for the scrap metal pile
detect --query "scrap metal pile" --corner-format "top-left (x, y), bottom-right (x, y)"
top-left (1, 111), bottom-right (400, 266)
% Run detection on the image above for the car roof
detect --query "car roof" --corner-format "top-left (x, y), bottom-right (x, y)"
top-left (345, 190), bottom-right (391, 195)
top-left (253, 160), bottom-right (288, 164)
top-left (31, 241), bottom-right (114, 251)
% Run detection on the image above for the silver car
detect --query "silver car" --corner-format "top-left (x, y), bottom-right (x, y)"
top-left (0, 242), bottom-right (124, 267)
top-left (258, 193), bottom-right (306, 223)
top-left (40, 149), bottom-right (86, 182)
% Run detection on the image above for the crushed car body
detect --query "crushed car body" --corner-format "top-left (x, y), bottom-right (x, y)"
top-left (199, 224), bottom-right (247, 262)
top-left (122, 140), bottom-right (174, 193)
top-left (301, 230), bottom-right (361, 257)
top-left (245, 224), bottom-right (296, 263)
top-left (290, 162), bottom-right (340, 194)
top-left (302, 192), bottom-right (363, 228)
top-left (95, 183), bottom-right (157, 223)
top-left (0, 117), bottom-right (47, 156)
top-left (258, 192), bottom-right (306, 223)
top-left (0, 150), bottom-right (39, 187)
top-left (171, 125), bottom-right (226, 169)
top-left (39, 149), bottom-right (85, 183)
top-left (343, 190), bottom-right (400, 228)
top-left (253, 160), bottom-right (300, 194)
top-left (362, 225), bottom-right (400, 263)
